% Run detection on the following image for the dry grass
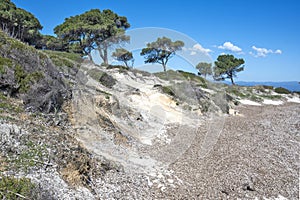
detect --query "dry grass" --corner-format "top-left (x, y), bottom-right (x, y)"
top-left (0, 155), bottom-right (8, 172)
top-left (61, 163), bottom-right (82, 187)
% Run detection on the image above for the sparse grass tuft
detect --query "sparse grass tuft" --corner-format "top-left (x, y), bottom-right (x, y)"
top-left (87, 68), bottom-right (104, 81)
top-left (259, 94), bottom-right (282, 100)
top-left (250, 95), bottom-right (263, 102)
top-left (226, 87), bottom-right (246, 98)
top-left (9, 141), bottom-right (48, 172)
top-left (0, 94), bottom-right (23, 114)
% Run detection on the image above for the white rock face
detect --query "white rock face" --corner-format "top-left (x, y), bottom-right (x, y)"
top-left (239, 99), bottom-right (261, 106)
top-left (287, 96), bottom-right (300, 103)
top-left (72, 66), bottom-right (203, 174)
top-left (263, 99), bottom-right (283, 105)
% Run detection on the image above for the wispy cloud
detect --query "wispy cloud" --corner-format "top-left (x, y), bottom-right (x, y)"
top-left (218, 42), bottom-right (243, 54)
top-left (250, 46), bottom-right (282, 57)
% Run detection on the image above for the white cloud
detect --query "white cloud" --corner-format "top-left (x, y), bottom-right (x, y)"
top-left (250, 46), bottom-right (282, 57)
top-left (218, 42), bottom-right (242, 53)
top-left (183, 43), bottom-right (212, 56)
top-left (191, 43), bottom-right (212, 56)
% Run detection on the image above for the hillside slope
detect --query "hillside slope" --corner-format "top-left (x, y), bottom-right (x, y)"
top-left (0, 32), bottom-right (299, 199)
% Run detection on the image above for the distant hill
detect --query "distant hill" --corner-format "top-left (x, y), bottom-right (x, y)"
top-left (225, 81), bottom-right (300, 92)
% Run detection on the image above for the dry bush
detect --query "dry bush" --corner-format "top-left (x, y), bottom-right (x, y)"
top-left (61, 163), bottom-right (82, 187)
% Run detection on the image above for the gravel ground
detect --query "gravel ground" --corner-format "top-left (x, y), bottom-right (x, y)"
top-left (151, 103), bottom-right (300, 199)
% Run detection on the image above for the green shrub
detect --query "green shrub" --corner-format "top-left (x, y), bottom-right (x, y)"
top-left (99, 73), bottom-right (116, 88)
top-left (0, 57), bottom-right (13, 74)
top-left (106, 65), bottom-right (129, 73)
top-left (0, 176), bottom-right (36, 199)
top-left (14, 65), bottom-right (44, 93)
top-left (261, 85), bottom-right (274, 90)
top-left (274, 87), bottom-right (290, 94)
top-left (161, 86), bottom-right (175, 97)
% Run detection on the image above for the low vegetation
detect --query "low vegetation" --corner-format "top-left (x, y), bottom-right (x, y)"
top-left (274, 87), bottom-right (291, 94)
top-left (154, 70), bottom-right (207, 87)
top-left (0, 93), bottom-right (23, 114)
top-left (1, 2), bottom-right (299, 199)
top-left (0, 57), bottom-right (13, 74)
top-left (0, 176), bottom-right (36, 200)
top-left (87, 68), bottom-right (105, 81)
top-left (106, 64), bottom-right (129, 73)
top-left (0, 29), bottom-right (73, 113)
top-left (14, 65), bottom-right (44, 93)
top-left (42, 50), bottom-right (82, 68)
top-left (161, 85), bottom-right (176, 97)
top-left (99, 72), bottom-right (116, 88)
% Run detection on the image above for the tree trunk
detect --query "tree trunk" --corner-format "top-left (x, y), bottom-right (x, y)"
top-left (103, 48), bottom-right (108, 65)
top-left (87, 53), bottom-right (92, 61)
top-left (230, 76), bottom-right (235, 85)
top-left (124, 61), bottom-right (129, 68)
top-left (162, 60), bottom-right (167, 72)
top-left (162, 63), bottom-right (167, 72)
top-left (83, 49), bottom-right (93, 62)
top-left (98, 48), bottom-right (108, 65)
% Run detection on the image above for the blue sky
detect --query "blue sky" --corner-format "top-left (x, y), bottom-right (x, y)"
top-left (12, 0), bottom-right (300, 81)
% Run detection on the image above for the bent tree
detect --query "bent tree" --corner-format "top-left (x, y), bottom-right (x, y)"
top-left (112, 48), bottom-right (134, 68)
top-left (214, 54), bottom-right (245, 85)
top-left (196, 62), bottom-right (212, 78)
top-left (140, 37), bottom-right (184, 72)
